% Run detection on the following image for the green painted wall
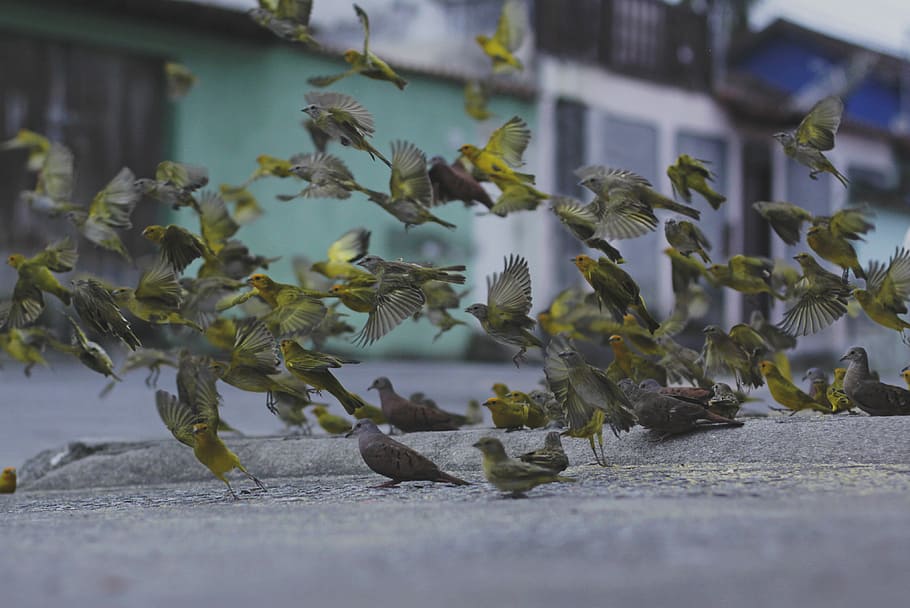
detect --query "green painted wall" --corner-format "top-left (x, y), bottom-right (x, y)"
top-left (0, 1), bottom-right (536, 358)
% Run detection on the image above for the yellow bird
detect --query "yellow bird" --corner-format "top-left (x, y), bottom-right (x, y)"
top-left (759, 361), bottom-right (831, 414)
top-left (475, 0), bottom-right (526, 73)
top-left (311, 405), bottom-right (353, 435)
top-left (0, 467), bottom-right (16, 493)
top-left (459, 115), bottom-right (535, 187)
top-left (483, 397), bottom-right (528, 431)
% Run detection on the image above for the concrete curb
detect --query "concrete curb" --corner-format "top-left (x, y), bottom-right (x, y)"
top-left (18, 415), bottom-right (910, 491)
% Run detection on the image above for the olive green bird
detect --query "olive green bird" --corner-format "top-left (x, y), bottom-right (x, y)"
top-left (488, 182), bottom-right (550, 217)
top-left (518, 432), bottom-right (569, 473)
top-left (155, 356), bottom-right (264, 499)
top-left (752, 201), bottom-right (812, 246)
top-left (142, 224), bottom-right (214, 273)
top-left (706, 255), bottom-right (783, 299)
top-left (249, 0), bottom-right (320, 48)
top-left (459, 115), bottom-right (535, 189)
top-left (506, 390), bottom-right (548, 428)
top-left (483, 397), bottom-right (528, 431)
top-left (309, 228), bottom-right (372, 280)
top-left (165, 62), bottom-right (197, 99)
top-left (664, 219), bottom-right (711, 263)
top-left (310, 405), bottom-right (353, 435)
top-left (100, 348), bottom-right (178, 398)
top-left (63, 315), bottom-right (120, 380)
top-left (464, 79), bottom-right (494, 120)
top-left (111, 258), bottom-right (203, 332)
top-left (366, 140), bottom-right (455, 229)
top-left (308, 4), bottom-right (407, 90)
top-left (473, 437), bottom-right (574, 498)
top-left (773, 95), bottom-right (848, 187)
top-left (3, 238), bottom-right (77, 328)
top-left (280, 152), bottom-right (378, 201)
top-left (571, 254), bottom-right (659, 332)
top-left (18, 142), bottom-right (80, 217)
top-left (852, 247), bottom-right (910, 338)
top-left (475, 0), bottom-right (527, 73)
top-left (209, 318), bottom-right (312, 413)
top-left (827, 367), bottom-right (854, 412)
top-left (802, 368), bottom-right (832, 411)
top-left (706, 382), bottom-right (741, 419)
top-left (279, 338), bottom-right (367, 415)
top-left (549, 197), bottom-right (624, 262)
top-left (1, 128), bottom-right (51, 171)
top-left (664, 246), bottom-right (706, 297)
top-left (760, 360), bottom-right (831, 413)
top-left (72, 277), bottom-right (142, 351)
top-left (779, 252), bottom-right (852, 336)
top-left (135, 160), bottom-right (208, 209)
top-left (700, 325), bottom-right (766, 390)
top-left (544, 337), bottom-right (637, 467)
top-left (0, 327), bottom-right (70, 377)
top-left (220, 273), bottom-right (327, 337)
top-left (219, 185), bottom-right (263, 225)
top-left (465, 254), bottom-right (543, 366)
top-left (807, 206), bottom-right (874, 280)
top-left (577, 165), bottom-right (700, 221)
top-left (65, 167), bottom-right (140, 263)
top-left (302, 91), bottom-right (390, 167)
top-left (353, 400), bottom-right (387, 425)
top-left (607, 334), bottom-right (668, 385)
top-left (667, 154), bottom-right (726, 209)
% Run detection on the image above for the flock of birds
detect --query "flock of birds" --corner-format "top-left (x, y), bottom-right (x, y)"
top-left (2, 0), bottom-right (910, 499)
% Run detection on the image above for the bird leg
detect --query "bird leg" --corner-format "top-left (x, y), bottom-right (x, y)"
top-left (506, 491), bottom-right (527, 499)
top-left (373, 480), bottom-right (401, 489)
top-left (224, 481), bottom-right (238, 500)
top-left (24, 362), bottom-right (34, 378)
top-left (266, 391), bottom-right (279, 415)
top-left (244, 471), bottom-right (267, 491)
top-left (512, 347), bottom-right (527, 368)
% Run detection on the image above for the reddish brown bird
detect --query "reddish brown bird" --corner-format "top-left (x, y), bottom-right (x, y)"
top-left (428, 156), bottom-right (494, 210)
top-left (369, 376), bottom-right (467, 432)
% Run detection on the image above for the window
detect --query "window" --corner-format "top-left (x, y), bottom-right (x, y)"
top-left (551, 98), bottom-right (588, 291)
top-left (0, 31), bottom-right (165, 285)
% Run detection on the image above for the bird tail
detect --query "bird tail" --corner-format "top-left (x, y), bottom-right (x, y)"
top-left (367, 144), bottom-right (392, 168)
top-left (554, 475), bottom-right (577, 483)
top-left (430, 214), bottom-right (457, 230)
top-left (701, 188), bottom-right (726, 210)
top-left (851, 263), bottom-right (866, 280)
top-left (330, 386), bottom-right (367, 415)
top-left (432, 267), bottom-right (467, 284)
top-left (633, 298), bottom-right (660, 334)
top-left (648, 191), bottom-right (701, 220)
top-left (831, 167), bottom-right (849, 188)
top-left (435, 471), bottom-right (470, 486)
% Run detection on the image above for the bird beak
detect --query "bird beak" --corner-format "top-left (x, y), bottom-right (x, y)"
top-left (838, 354), bottom-right (849, 362)
top-left (471, 441), bottom-right (481, 448)
top-left (344, 429), bottom-right (354, 438)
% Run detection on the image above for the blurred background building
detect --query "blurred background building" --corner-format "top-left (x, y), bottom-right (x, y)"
top-left (1, 0), bottom-right (909, 362)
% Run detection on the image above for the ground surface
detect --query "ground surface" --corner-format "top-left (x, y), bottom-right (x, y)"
top-left (3, 363), bottom-right (909, 607)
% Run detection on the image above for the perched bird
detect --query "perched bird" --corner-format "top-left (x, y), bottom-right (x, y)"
top-left (369, 376), bottom-right (465, 432)
top-left (518, 432), bottom-right (569, 473)
top-left (840, 346), bottom-right (910, 416)
top-left (902, 365), bottom-right (910, 390)
top-left (483, 396), bottom-right (528, 431)
top-left (759, 360), bottom-right (831, 413)
top-left (577, 165), bottom-right (700, 221)
top-left (209, 318), bottom-right (311, 413)
top-left (664, 219), bottom-right (711, 263)
top-left (637, 379), bottom-right (712, 406)
top-left (65, 315), bottom-right (120, 380)
top-left (302, 91), bottom-right (390, 166)
top-left (142, 224), bottom-right (213, 273)
top-left (473, 437), bottom-right (574, 498)
top-left (465, 254), bottom-right (543, 366)
top-left (706, 383), bottom-right (741, 419)
top-left (309, 5), bottom-right (407, 90)
top-left (572, 254), bottom-right (659, 331)
top-left (347, 419), bottom-right (469, 487)
top-left (310, 228), bottom-right (371, 280)
top-left (428, 156), bottom-right (494, 209)
top-left (111, 259), bottom-right (203, 332)
top-left (280, 339), bottom-right (367, 415)
top-left (852, 248), bottom-right (910, 337)
top-left (529, 389), bottom-right (565, 428)
top-left (550, 197), bottom-right (623, 262)
top-left (507, 390), bottom-right (548, 428)
top-left (828, 367), bottom-right (854, 413)
top-left (273, 394), bottom-right (313, 435)
top-left (475, 0), bottom-right (527, 73)
top-left (165, 61), bottom-right (197, 99)
top-left (700, 325), bottom-right (765, 390)
top-left (807, 207), bottom-right (873, 280)
top-left (465, 399), bottom-right (484, 425)
top-left (773, 95), bottom-right (848, 186)
top-left (459, 115), bottom-right (535, 188)
top-left (366, 141), bottom-right (455, 229)
top-left (667, 154), bottom-right (725, 209)
top-left (463, 79), bottom-right (494, 121)
top-left (310, 405), bottom-right (352, 435)
top-left (620, 380), bottom-right (742, 438)
top-left (544, 338), bottom-right (637, 466)
top-left (248, 0), bottom-right (320, 47)
top-left (72, 277), bottom-right (141, 350)
top-left (803, 368), bottom-right (832, 411)
top-left (155, 357), bottom-right (264, 499)
top-left (0, 467), bottom-right (16, 494)
top-left (3, 238), bottom-right (77, 328)
top-left (779, 252), bottom-right (851, 336)
top-left (752, 201), bottom-right (812, 246)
